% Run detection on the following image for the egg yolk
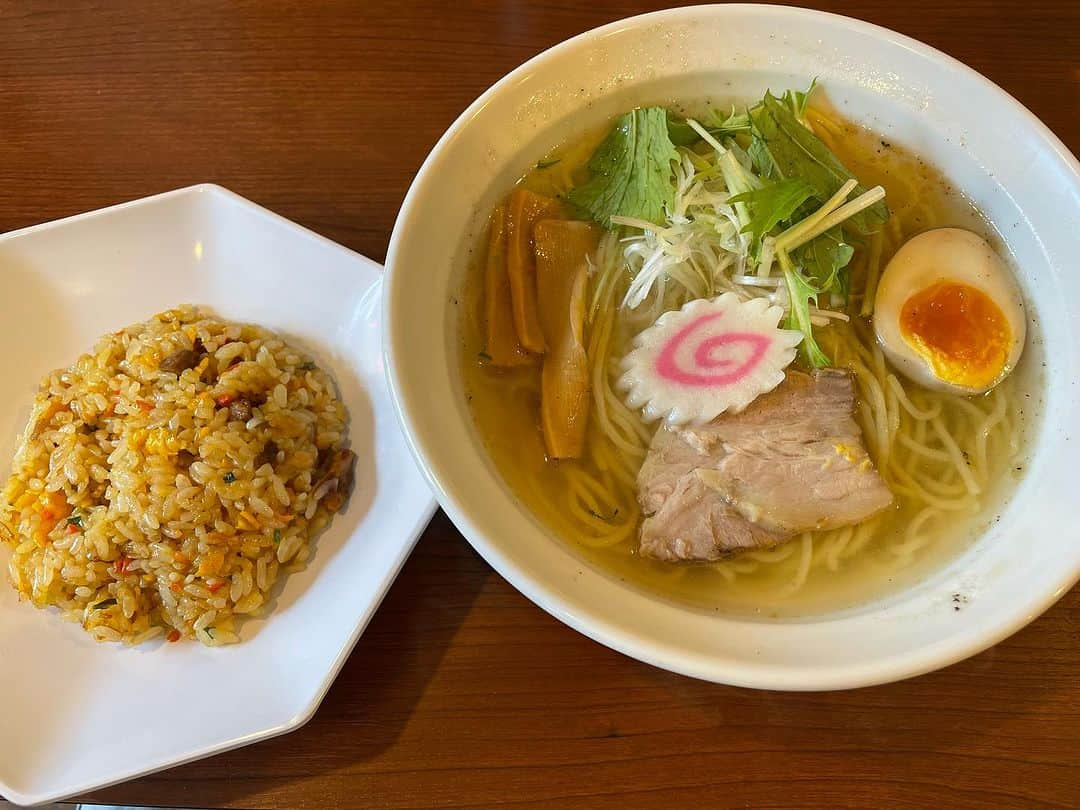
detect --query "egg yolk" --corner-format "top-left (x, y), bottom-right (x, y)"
top-left (899, 281), bottom-right (1011, 389)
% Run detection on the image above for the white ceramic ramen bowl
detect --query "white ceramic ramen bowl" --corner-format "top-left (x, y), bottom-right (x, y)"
top-left (384, 4), bottom-right (1080, 689)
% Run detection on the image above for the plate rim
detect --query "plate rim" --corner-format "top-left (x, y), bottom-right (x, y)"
top-left (0, 184), bottom-right (437, 806)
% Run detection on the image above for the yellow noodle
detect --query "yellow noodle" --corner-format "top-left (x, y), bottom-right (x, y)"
top-left (929, 416), bottom-right (982, 495)
top-left (974, 388), bottom-right (1009, 476)
top-left (818, 526), bottom-right (853, 572)
top-left (462, 105), bottom-right (1030, 611)
top-left (842, 518), bottom-right (882, 559)
top-left (773, 535), bottom-right (814, 598)
top-left (889, 507), bottom-right (942, 556)
top-left (705, 562), bottom-right (738, 583)
top-left (888, 464), bottom-right (977, 512)
top-left (744, 543), bottom-right (799, 565)
top-left (726, 559), bottom-right (763, 575)
top-left (888, 375), bottom-right (942, 420)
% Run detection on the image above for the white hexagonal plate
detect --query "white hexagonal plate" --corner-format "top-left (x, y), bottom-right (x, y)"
top-left (0, 185), bottom-right (435, 806)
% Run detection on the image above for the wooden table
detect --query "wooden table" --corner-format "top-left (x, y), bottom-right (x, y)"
top-left (3, 2), bottom-right (1077, 807)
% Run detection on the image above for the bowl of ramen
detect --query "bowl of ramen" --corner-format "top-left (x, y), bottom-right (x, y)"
top-left (384, 5), bottom-right (1080, 688)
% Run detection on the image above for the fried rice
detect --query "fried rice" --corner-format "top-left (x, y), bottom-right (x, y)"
top-left (0, 305), bottom-right (355, 646)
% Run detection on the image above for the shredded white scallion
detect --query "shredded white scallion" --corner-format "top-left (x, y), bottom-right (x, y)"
top-left (732, 274), bottom-right (782, 288)
top-left (610, 126), bottom-right (883, 336)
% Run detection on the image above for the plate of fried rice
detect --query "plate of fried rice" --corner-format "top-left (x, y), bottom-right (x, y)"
top-left (0, 185), bottom-right (436, 805)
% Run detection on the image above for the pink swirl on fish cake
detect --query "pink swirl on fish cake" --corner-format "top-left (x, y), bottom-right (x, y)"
top-left (655, 312), bottom-right (771, 387)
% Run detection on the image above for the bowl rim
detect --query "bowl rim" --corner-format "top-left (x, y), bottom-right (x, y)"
top-left (384, 3), bottom-right (1080, 690)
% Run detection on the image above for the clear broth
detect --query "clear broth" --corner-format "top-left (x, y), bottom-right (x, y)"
top-left (459, 103), bottom-right (1039, 619)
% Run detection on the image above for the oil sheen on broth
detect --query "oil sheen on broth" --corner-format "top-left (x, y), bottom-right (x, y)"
top-left (459, 100), bottom-right (1035, 618)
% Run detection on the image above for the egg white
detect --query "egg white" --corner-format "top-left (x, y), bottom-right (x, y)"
top-left (873, 228), bottom-right (1026, 395)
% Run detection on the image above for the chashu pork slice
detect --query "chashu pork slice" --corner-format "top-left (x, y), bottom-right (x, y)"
top-left (637, 368), bottom-right (893, 562)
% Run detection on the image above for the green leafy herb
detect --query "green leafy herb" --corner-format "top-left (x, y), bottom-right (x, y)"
top-left (223, 472), bottom-right (236, 484)
top-left (92, 598), bottom-right (117, 611)
top-left (273, 529), bottom-right (282, 545)
top-left (729, 178), bottom-right (816, 247)
top-left (535, 158), bottom-right (561, 170)
top-left (795, 227), bottom-right (854, 294)
top-left (690, 80), bottom-right (815, 163)
top-left (666, 113), bottom-right (701, 147)
top-left (776, 79), bottom-right (816, 122)
top-left (569, 107), bottom-right (679, 227)
top-left (747, 130), bottom-right (782, 180)
top-left (66, 514), bottom-right (83, 528)
top-left (701, 106), bottom-right (752, 137)
top-left (779, 250), bottom-right (831, 368)
top-left (750, 92), bottom-right (888, 235)
top-left (298, 361), bottom-right (316, 371)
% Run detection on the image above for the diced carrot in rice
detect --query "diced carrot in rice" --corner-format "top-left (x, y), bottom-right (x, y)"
top-left (197, 548), bottom-right (226, 577)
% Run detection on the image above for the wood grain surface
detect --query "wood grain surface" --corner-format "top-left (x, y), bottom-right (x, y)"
top-left (2, 2), bottom-right (1078, 808)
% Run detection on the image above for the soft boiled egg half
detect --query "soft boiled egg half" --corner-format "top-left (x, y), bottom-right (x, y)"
top-left (873, 228), bottom-right (1026, 395)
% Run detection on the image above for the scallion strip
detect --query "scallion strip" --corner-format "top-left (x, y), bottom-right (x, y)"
top-left (775, 179), bottom-right (858, 251)
top-left (780, 185), bottom-right (886, 253)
